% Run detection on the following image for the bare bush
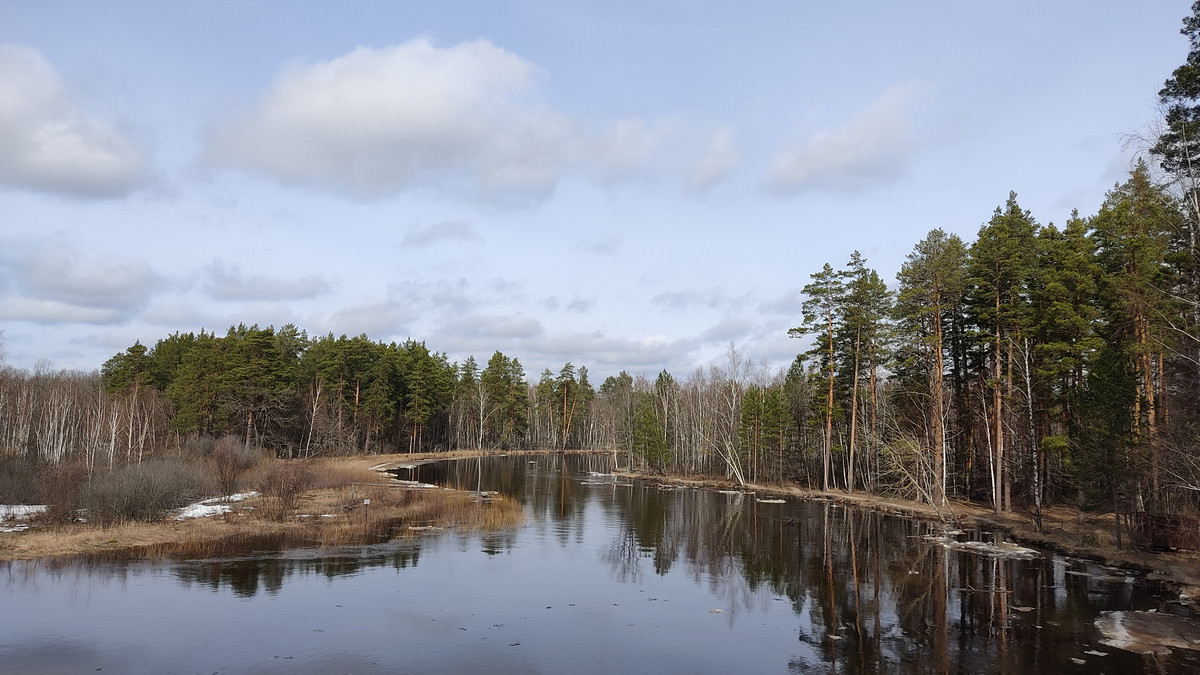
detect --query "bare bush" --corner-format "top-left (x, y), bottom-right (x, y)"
top-left (81, 459), bottom-right (208, 525)
top-left (0, 453), bottom-right (39, 504)
top-left (177, 435), bottom-right (216, 461)
top-left (210, 436), bottom-right (261, 496)
top-left (34, 461), bottom-right (89, 524)
top-left (257, 462), bottom-right (312, 521)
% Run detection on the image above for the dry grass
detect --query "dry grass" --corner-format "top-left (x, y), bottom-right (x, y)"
top-left (0, 456), bottom-right (523, 563)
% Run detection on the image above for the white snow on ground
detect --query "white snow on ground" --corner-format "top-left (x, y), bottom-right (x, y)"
top-left (0, 505), bottom-right (48, 532)
top-left (0, 505), bottom-right (47, 519)
top-left (174, 492), bottom-right (258, 520)
top-left (392, 479), bottom-right (439, 489)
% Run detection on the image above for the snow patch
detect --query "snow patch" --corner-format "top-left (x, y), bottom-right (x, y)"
top-left (392, 479), bottom-right (438, 489)
top-left (0, 505), bottom-right (48, 532)
top-left (174, 492), bottom-right (259, 520)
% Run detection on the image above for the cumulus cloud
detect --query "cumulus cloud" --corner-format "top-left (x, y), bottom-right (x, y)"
top-left (206, 37), bottom-right (735, 201)
top-left (401, 220), bottom-right (482, 247)
top-left (204, 260), bottom-right (331, 301)
top-left (0, 46), bottom-right (145, 197)
top-left (767, 80), bottom-right (930, 194)
top-left (0, 237), bottom-right (158, 324)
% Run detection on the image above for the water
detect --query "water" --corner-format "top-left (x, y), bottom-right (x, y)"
top-left (2, 453), bottom-right (1197, 673)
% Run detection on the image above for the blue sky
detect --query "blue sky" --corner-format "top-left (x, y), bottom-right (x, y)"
top-left (0, 1), bottom-right (1192, 380)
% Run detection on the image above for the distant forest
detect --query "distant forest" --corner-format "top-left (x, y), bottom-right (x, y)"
top-left (7, 6), bottom-right (1200, 525)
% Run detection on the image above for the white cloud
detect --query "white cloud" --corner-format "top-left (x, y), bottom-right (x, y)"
top-left (441, 312), bottom-right (545, 340)
top-left (689, 128), bottom-right (740, 190)
top-left (401, 220), bottom-right (481, 247)
top-left (206, 37), bottom-right (735, 201)
top-left (204, 260), bottom-right (331, 301)
top-left (0, 298), bottom-right (123, 325)
top-left (575, 235), bottom-right (621, 255)
top-left (522, 332), bottom-right (701, 375)
top-left (0, 46), bottom-right (145, 197)
top-left (651, 287), bottom-right (752, 312)
top-left (0, 237), bottom-right (159, 324)
top-left (767, 80), bottom-right (930, 194)
top-left (315, 300), bottom-right (412, 338)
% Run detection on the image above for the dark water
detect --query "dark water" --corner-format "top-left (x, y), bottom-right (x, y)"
top-left (2, 454), bottom-right (1197, 673)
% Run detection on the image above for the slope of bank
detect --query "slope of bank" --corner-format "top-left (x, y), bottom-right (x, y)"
top-left (619, 468), bottom-right (1200, 597)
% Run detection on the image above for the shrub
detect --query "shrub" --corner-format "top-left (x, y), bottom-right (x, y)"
top-left (34, 460), bottom-right (89, 524)
top-left (175, 432), bottom-right (218, 458)
top-left (81, 459), bottom-right (208, 525)
top-left (210, 436), bottom-right (262, 496)
top-left (257, 462), bottom-right (312, 521)
top-left (0, 453), bottom-right (39, 505)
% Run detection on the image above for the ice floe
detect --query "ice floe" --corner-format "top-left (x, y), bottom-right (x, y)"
top-left (922, 534), bottom-right (1040, 559)
top-left (1095, 610), bottom-right (1200, 655)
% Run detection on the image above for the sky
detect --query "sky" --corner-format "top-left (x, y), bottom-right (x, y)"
top-left (0, 1), bottom-right (1194, 382)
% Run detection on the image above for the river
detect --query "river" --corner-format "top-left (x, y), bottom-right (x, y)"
top-left (2, 453), bottom-right (1197, 673)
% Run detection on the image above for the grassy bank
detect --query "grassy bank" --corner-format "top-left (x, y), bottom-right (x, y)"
top-left (0, 453), bottom-right (523, 562)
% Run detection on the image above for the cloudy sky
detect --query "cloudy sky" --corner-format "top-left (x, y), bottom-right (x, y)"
top-left (0, 1), bottom-right (1192, 380)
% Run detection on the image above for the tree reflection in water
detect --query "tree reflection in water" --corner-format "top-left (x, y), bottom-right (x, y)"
top-left (7, 454), bottom-right (1194, 673)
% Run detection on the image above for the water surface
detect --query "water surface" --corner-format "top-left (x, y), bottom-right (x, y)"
top-left (2, 453), bottom-right (1196, 673)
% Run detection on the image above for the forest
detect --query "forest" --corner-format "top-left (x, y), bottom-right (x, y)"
top-left (6, 5), bottom-right (1200, 530)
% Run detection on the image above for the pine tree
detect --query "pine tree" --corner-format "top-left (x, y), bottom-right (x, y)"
top-left (790, 262), bottom-right (844, 491)
top-left (837, 251), bottom-right (892, 494)
top-left (894, 229), bottom-right (968, 506)
top-left (966, 192), bottom-right (1038, 513)
top-left (1090, 163), bottom-right (1183, 508)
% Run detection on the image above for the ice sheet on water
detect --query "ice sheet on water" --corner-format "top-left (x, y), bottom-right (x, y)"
top-left (1095, 610), bottom-right (1200, 655)
top-left (922, 534), bottom-right (1040, 559)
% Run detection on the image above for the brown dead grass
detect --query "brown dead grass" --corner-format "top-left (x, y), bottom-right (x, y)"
top-left (0, 455), bottom-right (523, 563)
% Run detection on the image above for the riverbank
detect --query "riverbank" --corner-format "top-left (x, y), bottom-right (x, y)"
top-left (0, 452), bottom-right (523, 563)
top-left (6, 450), bottom-right (1200, 598)
top-left (621, 469), bottom-right (1200, 597)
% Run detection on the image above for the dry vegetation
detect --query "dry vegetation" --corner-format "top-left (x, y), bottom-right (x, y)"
top-left (0, 453), bottom-right (523, 562)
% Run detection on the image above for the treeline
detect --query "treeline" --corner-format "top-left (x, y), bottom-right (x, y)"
top-left (5, 4), bottom-right (1200, 528)
top-left (1, 160), bottom-right (1198, 523)
top-left (793, 166), bottom-right (1200, 526)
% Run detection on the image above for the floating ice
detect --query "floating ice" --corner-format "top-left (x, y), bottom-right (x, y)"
top-left (1095, 610), bottom-right (1200, 655)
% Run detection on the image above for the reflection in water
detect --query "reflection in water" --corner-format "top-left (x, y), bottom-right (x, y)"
top-left (172, 544), bottom-right (425, 598)
top-left (2, 453), bottom-right (1198, 673)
